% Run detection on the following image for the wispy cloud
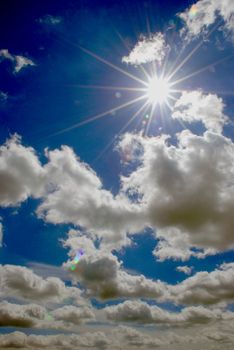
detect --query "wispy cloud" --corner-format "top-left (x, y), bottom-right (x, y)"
top-left (0, 49), bottom-right (35, 73)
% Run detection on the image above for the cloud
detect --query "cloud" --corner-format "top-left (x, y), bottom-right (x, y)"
top-left (38, 15), bottom-right (62, 26)
top-left (172, 91), bottom-right (228, 133)
top-left (0, 49), bottom-right (35, 73)
top-left (0, 301), bottom-right (46, 328)
top-left (0, 264), bottom-right (84, 304)
top-left (176, 265), bottom-right (193, 275)
top-left (122, 33), bottom-right (168, 65)
top-left (105, 300), bottom-right (228, 325)
top-left (51, 305), bottom-right (95, 325)
top-left (63, 235), bottom-right (166, 300)
top-left (0, 134), bottom-right (45, 207)
top-left (121, 129), bottom-right (234, 259)
top-left (179, 0), bottom-right (234, 38)
top-left (170, 263), bottom-right (234, 305)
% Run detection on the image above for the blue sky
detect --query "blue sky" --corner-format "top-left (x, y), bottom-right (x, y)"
top-left (0, 0), bottom-right (234, 349)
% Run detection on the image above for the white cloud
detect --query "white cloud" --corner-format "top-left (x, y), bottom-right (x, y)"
top-left (0, 49), bottom-right (35, 73)
top-left (172, 91), bottom-right (228, 133)
top-left (122, 33), bottom-right (168, 65)
top-left (176, 265), bottom-right (193, 275)
top-left (121, 129), bottom-right (234, 259)
top-left (0, 134), bottom-right (45, 206)
top-left (179, 0), bottom-right (234, 38)
top-left (0, 264), bottom-right (84, 304)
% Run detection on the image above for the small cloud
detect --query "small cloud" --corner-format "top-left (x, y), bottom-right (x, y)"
top-left (0, 91), bottom-right (8, 102)
top-left (0, 49), bottom-right (35, 73)
top-left (176, 265), bottom-right (193, 275)
top-left (122, 32), bottom-right (168, 65)
top-left (38, 14), bottom-right (62, 26)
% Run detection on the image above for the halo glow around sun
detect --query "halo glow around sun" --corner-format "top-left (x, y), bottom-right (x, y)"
top-left (147, 76), bottom-right (171, 105)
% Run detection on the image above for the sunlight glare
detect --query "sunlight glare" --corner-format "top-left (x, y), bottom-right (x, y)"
top-left (147, 76), bottom-right (171, 105)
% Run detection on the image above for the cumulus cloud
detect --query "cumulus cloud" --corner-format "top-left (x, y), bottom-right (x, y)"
top-left (105, 300), bottom-right (229, 325)
top-left (0, 49), bottom-right (35, 73)
top-left (179, 0), bottom-right (234, 38)
top-left (172, 91), bottom-right (228, 133)
top-left (51, 305), bottom-right (95, 325)
top-left (37, 144), bottom-right (143, 249)
top-left (0, 301), bottom-right (46, 328)
top-left (0, 264), bottom-right (84, 304)
top-left (63, 235), bottom-right (166, 300)
top-left (121, 129), bottom-right (234, 259)
top-left (0, 134), bottom-right (45, 206)
top-left (170, 263), bottom-right (234, 305)
top-left (122, 33), bottom-right (168, 65)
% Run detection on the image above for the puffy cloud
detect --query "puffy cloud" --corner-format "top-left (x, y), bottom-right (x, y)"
top-left (0, 49), bottom-right (35, 73)
top-left (0, 301), bottom-right (46, 328)
top-left (37, 144), bottom-right (143, 249)
top-left (170, 263), bottom-right (234, 305)
top-left (63, 239), bottom-right (166, 300)
top-left (176, 265), bottom-right (193, 275)
top-left (0, 135), bottom-right (45, 207)
top-left (0, 264), bottom-right (83, 304)
top-left (105, 300), bottom-right (228, 325)
top-left (51, 305), bottom-right (95, 325)
top-left (179, 0), bottom-right (234, 38)
top-left (172, 91), bottom-right (228, 133)
top-left (122, 33), bottom-right (168, 65)
top-left (121, 129), bottom-right (234, 259)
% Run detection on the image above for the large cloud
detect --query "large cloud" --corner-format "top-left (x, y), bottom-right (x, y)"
top-left (51, 305), bottom-right (95, 325)
top-left (105, 300), bottom-right (230, 325)
top-left (170, 263), bottom-right (234, 305)
top-left (122, 33), bottom-right (168, 65)
top-left (63, 234), bottom-right (166, 300)
top-left (0, 265), bottom-right (84, 304)
top-left (0, 301), bottom-right (46, 328)
top-left (121, 129), bottom-right (234, 259)
top-left (172, 91), bottom-right (228, 133)
top-left (179, 0), bottom-right (234, 38)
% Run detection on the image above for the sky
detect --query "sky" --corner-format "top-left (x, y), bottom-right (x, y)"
top-left (0, 0), bottom-right (234, 348)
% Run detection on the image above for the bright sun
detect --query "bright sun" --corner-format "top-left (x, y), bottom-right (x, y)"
top-left (147, 76), bottom-right (171, 105)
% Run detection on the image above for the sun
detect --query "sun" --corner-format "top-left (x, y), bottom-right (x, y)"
top-left (146, 76), bottom-right (171, 105)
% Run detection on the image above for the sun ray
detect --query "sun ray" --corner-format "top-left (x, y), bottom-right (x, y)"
top-left (79, 45), bottom-right (148, 87)
top-left (49, 94), bottom-right (147, 137)
top-left (94, 100), bottom-right (149, 162)
top-left (167, 20), bottom-right (223, 81)
top-left (170, 54), bottom-right (233, 86)
top-left (65, 84), bottom-right (147, 92)
top-left (144, 102), bottom-right (156, 136)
